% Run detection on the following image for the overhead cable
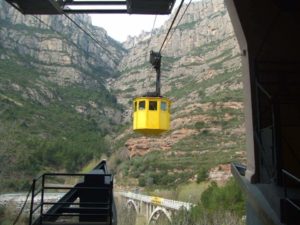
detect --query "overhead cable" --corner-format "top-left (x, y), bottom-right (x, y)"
top-left (162, 0), bottom-right (193, 52)
top-left (56, 4), bottom-right (120, 62)
top-left (32, 14), bottom-right (119, 64)
top-left (62, 13), bottom-right (120, 63)
top-left (159, 0), bottom-right (185, 54)
top-left (147, 15), bottom-right (158, 55)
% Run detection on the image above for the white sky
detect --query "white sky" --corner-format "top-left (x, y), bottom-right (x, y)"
top-left (91, 14), bottom-right (170, 42)
top-left (90, 0), bottom-right (190, 42)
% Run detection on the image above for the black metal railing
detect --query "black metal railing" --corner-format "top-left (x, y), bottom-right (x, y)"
top-left (281, 169), bottom-right (300, 225)
top-left (29, 175), bottom-right (44, 225)
top-left (29, 172), bottom-right (114, 225)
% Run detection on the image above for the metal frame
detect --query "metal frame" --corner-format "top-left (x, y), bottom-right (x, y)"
top-left (29, 161), bottom-right (115, 225)
top-left (5, 0), bottom-right (176, 15)
top-left (281, 170), bottom-right (300, 225)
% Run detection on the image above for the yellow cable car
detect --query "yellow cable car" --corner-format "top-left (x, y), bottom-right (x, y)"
top-left (133, 96), bottom-right (171, 135)
top-left (133, 51), bottom-right (171, 135)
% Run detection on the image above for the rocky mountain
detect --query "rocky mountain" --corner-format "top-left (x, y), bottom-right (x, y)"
top-left (0, 0), bottom-right (246, 191)
top-left (0, 0), bottom-right (125, 191)
top-left (110, 0), bottom-right (246, 187)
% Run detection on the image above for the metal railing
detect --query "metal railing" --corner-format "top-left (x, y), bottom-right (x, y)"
top-left (120, 192), bottom-right (194, 210)
top-left (29, 175), bottom-right (44, 225)
top-left (281, 169), bottom-right (300, 225)
top-left (29, 173), bottom-right (113, 225)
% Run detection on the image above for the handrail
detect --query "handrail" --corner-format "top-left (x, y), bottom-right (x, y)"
top-left (33, 189), bottom-right (42, 198)
top-left (43, 186), bottom-right (110, 190)
top-left (286, 198), bottom-right (300, 211)
top-left (256, 80), bottom-right (272, 100)
top-left (43, 172), bottom-right (112, 176)
top-left (282, 169), bottom-right (300, 184)
top-left (43, 202), bottom-right (110, 205)
top-left (32, 203), bottom-right (43, 214)
top-left (29, 160), bottom-right (114, 225)
top-left (281, 169), bottom-right (300, 224)
top-left (120, 192), bottom-right (194, 210)
top-left (29, 172), bottom-right (113, 225)
top-left (43, 213), bottom-right (110, 217)
top-left (29, 179), bottom-right (36, 225)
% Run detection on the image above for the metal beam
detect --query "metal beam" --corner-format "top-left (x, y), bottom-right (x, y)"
top-left (64, 1), bottom-right (126, 6)
top-left (63, 9), bottom-right (127, 13)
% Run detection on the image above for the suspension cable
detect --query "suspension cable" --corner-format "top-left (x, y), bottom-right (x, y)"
top-left (158, 0), bottom-right (185, 54)
top-left (63, 13), bottom-right (116, 58)
top-left (161, 0), bottom-right (193, 53)
top-left (32, 15), bottom-right (119, 64)
top-left (146, 15), bottom-right (157, 57)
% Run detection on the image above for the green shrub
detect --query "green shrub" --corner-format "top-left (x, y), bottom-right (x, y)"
top-left (201, 179), bottom-right (245, 216)
top-left (195, 121), bottom-right (206, 130)
top-left (138, 176), bottom-right (146, 187)
top-left (196, 168), bottom-right (208, 183)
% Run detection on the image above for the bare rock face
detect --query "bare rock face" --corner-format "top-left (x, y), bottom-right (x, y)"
top-left (0, 0), bottom-right (125, 125)
top-left (208, 164), bottom-right (232, 184)
top-left (0, 1), bottom-right (126, 87)
top-left (125, 128), bottom-right (198, 158)
top-left (113, 0), bottom-right (240, 107)
top-left (114, 2), bottom-right (242, 106)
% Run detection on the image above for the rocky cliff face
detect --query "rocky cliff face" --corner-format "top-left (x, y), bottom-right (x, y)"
top-left (0, 0), bottom-right (246, 190)
top-left (0, 1), bottom-right (125, 85)
top-left (113, 0), bottom-right (239, 104)
top-left (111, 0), bottom-right (246, 187)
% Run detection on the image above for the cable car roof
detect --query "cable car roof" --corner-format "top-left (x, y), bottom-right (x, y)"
top-left (5, 0), bottom-right (176, 15)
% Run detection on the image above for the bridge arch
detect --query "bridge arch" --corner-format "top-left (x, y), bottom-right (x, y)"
top-left (126, 199), bottom-right (138, 213)
top-left (148, 206), bottom-right (172, 225)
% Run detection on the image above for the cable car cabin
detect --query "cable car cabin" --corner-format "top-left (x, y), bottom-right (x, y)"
top-left (133, 97), bottom-right (171, 135)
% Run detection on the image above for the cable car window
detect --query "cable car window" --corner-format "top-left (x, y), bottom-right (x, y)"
top-left (161, 102), bottom-right (167, 111)
top-left (134, 102), bottom-right (137, 112)
top-left (149, 101), bottom-right (157, 110)
top-left (139, 101), bottom-right (145, 110)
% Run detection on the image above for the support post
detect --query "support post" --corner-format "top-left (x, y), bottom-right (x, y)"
top-left (29, 179), bottom-right (36, 225)
top-left (40, 175), bottom-right (45, 224)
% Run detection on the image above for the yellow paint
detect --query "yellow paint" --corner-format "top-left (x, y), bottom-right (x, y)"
top-left (133, 97), bottom-right (171, 135)
top-left (151, 196), bottom-right (163, 205)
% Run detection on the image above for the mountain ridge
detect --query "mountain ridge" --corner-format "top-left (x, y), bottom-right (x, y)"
top-left (0, 0), bottom-right (246, 191)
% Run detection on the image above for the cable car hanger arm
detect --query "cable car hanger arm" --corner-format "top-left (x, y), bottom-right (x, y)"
top-left (150, 51), bottom-right (162, 97)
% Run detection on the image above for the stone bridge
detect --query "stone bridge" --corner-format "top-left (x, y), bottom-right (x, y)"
top-left (119, 192), bottom-right (193, 224)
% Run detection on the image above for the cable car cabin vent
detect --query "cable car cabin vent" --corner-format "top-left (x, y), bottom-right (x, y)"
top-left (133, 97), bottom-right (171, 135)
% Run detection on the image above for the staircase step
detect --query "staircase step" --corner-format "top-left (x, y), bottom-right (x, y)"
top-left (58, 207), bottom-right (109, 214)
top-left (42, 222), bottom-right (110, 225)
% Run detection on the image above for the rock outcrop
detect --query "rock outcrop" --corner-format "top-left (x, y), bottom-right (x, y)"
top-left (0, 1), bottom-right (126, 86)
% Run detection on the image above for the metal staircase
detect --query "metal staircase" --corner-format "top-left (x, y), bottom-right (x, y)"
top-left (29, 161), bottom-right (116, 225)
